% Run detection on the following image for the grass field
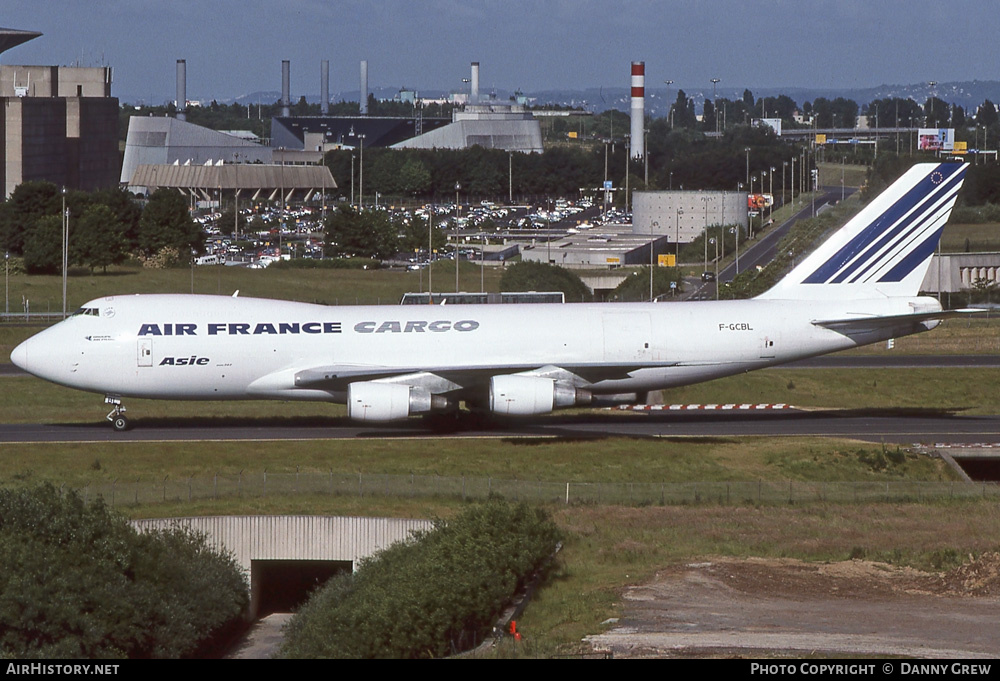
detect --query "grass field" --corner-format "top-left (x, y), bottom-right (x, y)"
top-left (4, 429), bottom-right (992, 656)
top-left (941, 223), bottom-right (1000, 253)
top-left (1, 259), bottom-right (506, 317)
top-left (816, 162), bottom-right (868, 189)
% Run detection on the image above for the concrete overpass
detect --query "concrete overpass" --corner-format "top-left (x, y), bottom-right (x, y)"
top-left (133, 515), bottom-right (432, 617)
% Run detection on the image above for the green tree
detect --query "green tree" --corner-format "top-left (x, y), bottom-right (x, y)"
top-left (218, 205), bottom-right (246, 237)
top-left (811, 97), bottom-right (833, 127)
top-left (499, 261), bottom-right (592, 302)
top-left (73, 204), bottom-right (128, 273)
top-left (924, 96), bottom-right (950, 127)
top-left (0, 181), bottom-right (62, 255)
top-left (91, 188), bottom-right (142, 249)
top-left (398, 157), bottom-right (432, 196)
top-left (324, 206), bottom-right (398, 259)
top-left (21, 215), bottom-right (63, 274)
top-left (976, 100), bottom-right (998, 129)
top-left (137, 189), bottom-right (203, 259)
top-left (702, 99), bottom-right (716, 132)
top-left (611, 267), bottom-right (684, 301)
top-left (399, 214), bottom-right (445, 254)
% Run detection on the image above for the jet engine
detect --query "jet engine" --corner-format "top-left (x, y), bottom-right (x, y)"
top-left (347, 381), bottom-right (449, 421)
top-left (489, 375), bottom-right (592, 416)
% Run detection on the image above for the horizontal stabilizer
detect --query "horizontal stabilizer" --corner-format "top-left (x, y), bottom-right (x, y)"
top-left (813, 308), bottom-right (983, 334)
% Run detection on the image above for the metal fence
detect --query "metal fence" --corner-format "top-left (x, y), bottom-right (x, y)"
top-left (78, 471), bottom-right (1000, 508)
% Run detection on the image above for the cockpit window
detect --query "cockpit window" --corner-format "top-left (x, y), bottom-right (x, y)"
top-left (71, 307), bottom-right (100, 317)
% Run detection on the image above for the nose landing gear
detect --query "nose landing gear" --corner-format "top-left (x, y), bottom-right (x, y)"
top-left (105, 396), bottom-right (130, 431)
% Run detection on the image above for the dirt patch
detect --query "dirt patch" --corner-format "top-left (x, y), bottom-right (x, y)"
top-left (586, 556), bottom-right (1000, 658)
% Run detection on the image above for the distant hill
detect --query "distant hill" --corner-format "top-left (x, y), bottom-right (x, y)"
top-left (126, 80), bottom-right (1000, 118)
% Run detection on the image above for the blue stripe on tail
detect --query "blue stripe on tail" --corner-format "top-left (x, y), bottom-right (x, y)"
top-left (801, 163), bottom-right (965, 285)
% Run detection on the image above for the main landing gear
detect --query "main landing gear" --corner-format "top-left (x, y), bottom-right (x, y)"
top-left (105, 396), bottom-right (130, 432)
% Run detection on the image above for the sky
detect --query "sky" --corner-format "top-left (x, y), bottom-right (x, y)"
top-left (4, 0), bottom-right (1000, 104)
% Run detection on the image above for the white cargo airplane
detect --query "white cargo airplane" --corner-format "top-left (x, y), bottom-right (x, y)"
top-left (11, 162), bottom-right (971, 430)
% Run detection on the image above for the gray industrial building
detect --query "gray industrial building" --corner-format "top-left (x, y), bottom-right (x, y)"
top-left (271, 115), bottom-right (450, 152)
top-left (922, 253), bottom-right (1000, 294)
top-left (393, 103), bottom-right (543, 153)
top-left (520, 229), bottom-right (671, 269)
top-left (127, 163), bottom-right (335, 204)
top-left (632, 190), bottom-right (749, 243)
top-left (1, 28), bottom-right (120, 197)
top-left (120, 116), bottom-right (274, 186)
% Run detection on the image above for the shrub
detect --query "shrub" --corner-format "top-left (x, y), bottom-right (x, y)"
top-left (281, 497), bottom-right (561, 658)
top-left (0, 485), bottom-right (248, 659)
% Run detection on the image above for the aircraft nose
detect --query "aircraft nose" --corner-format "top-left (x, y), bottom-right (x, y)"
top-left (10, 339), bottom-right (28, 372)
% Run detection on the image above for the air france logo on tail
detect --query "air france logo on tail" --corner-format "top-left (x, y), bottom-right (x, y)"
top-left (802, 162), bottom-right (966, 286)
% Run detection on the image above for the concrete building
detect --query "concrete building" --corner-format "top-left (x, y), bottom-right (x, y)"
top-left (922, 253), bottom-right (1000, 294)
top-left (127, 163), bottom-right (335, 204)
top-left (2, 63), bottom-right (119, 197)
top-left (394, 61), bottom-right (543, 153)
top-left (120, 116), bottom-right (274, 186)
top-left (632, 190), bottom-right (748, 244)
top-left (393, 103), bottom-right (544, 153)
top-left (270, 115), bottom-right (450, 152)
top-left (520, 228), bottom-right (670, 270)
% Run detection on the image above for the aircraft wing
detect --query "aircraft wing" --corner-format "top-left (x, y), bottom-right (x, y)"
top-left (292, 361), bottom-right (675, 393)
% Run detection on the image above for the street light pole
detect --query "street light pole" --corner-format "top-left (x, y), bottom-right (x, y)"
top-left (428, 205), bottom-right (434, 303)
top-left (782, 161), bottom-right (788, 209)
top-left (713, 237), bottom-right (719, 298)
top-left (61, 187), bottom-right (68, 318)
top-left (455, 183), bottom-right (461, 292)
top-left (664, 80), bottom-right (674, 129)
top-left (675, 208), bottom-right (683, 267)
top-left (650, 221), bottom-right (658, 301)
top-left (769, 166), bottom-right (775, 226)
top-left (358, 134), bottom-right (365, 209)
top-left (508, 152), bottom-right (513, 204)
top-left (736, 182), bottom-right (743, 274)
top-left (791, 156), bottom-right (796, 206)
top-left (701, 196), bottom-right (712, 276)
top-left (710, 78), bottom-right (720, 135)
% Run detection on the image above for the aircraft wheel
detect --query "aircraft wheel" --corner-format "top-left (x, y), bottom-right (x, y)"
top-left (112, 416), bottom-right (130, 432)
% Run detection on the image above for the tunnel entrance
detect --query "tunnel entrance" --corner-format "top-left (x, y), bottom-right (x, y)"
top-left (953, 457), bottom-right (1000, 482)
top-left (251, 559), bottom-right (353, 616)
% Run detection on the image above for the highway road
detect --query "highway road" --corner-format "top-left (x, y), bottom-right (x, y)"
top-left (687, 186), bottom-right (849, 301)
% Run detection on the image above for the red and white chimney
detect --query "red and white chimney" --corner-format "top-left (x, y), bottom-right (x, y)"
top-left (630, 61), bottom-right (645, 159)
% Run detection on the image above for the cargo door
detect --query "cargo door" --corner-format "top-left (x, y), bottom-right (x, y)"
top-left (602, 312), bottom-right (652, 362)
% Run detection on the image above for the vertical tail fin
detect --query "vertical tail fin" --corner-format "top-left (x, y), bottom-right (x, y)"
top-left (757, 162), bottom-right (967, 300)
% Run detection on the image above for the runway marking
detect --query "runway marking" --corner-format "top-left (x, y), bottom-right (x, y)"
top-left (611, 403), bottom-right (794, 411)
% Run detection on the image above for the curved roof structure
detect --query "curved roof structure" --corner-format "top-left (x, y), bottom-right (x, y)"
top-left (128, 163), bottom-right (336, 203)
top-left (0, 28), bottom-right (42, 56)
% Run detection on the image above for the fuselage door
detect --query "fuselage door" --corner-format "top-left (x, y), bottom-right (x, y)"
top-left (138, 338), bottom-right (152, 367)
top-left (603, 312), bottom-right (653, 362)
